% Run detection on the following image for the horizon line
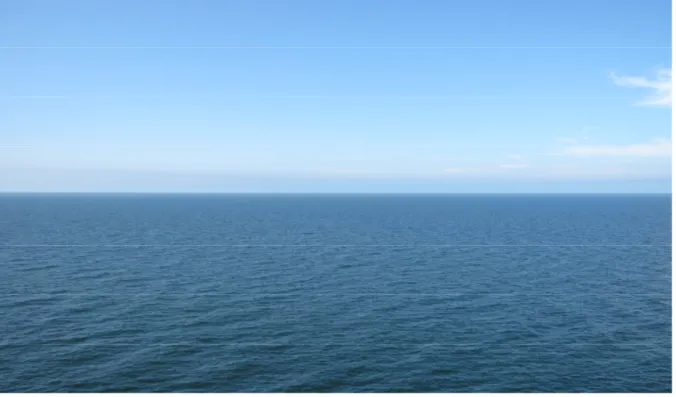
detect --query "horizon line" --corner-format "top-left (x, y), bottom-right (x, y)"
top-left (0, 191), bottom-right (670, 196)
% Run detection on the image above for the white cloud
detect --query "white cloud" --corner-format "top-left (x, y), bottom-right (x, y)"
top-left (499, 154), bottom-right (529, 169)
top-left (499, 164), bottom-right (529, 169)
top-left (610, 68), bottom-right (672, 107)
top-left (556, 137), bottom-right (579, 144)
top-left (552, 138), bottom-right (671, 157)
top-left (444, 163), bottom-right (530, 173)
top-left (556, 136), bottom-right (590, 145)
top-left (556, 127), bottom-right (594, 144)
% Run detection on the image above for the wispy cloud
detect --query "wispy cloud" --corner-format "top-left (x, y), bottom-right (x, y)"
top-left (499, 154), bottom-right (529, 169)
top-left (610, 68), bottom-right (672, 107)
top-left (581, 125), bottom-right (596, 134)
top-left (555, 137), bottom-right (580, 144)
top-left (499, 164), bottom-right (529, 169)
top-left (444, 161), bottom-right (530, 173)
top-left (315, 168), bottom-right (384, 178)
top-left (443, 167), bottom-right (481, 174)
top-left (550, 138), bottom-right (671, 157)
top-left (555, 136), bottom-right (592, 145)
top-left (321, 168), bottom-right (370, 174)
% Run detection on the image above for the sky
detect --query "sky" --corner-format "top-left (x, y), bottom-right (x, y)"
top-left (0, 0), bottom-right (672, 193)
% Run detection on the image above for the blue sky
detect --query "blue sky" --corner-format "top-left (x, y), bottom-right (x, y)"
top-left (1, 0), bottom-right (672, 192)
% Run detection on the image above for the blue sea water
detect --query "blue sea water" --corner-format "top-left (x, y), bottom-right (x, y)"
top-left (0, 194), bottom-right (671, 392)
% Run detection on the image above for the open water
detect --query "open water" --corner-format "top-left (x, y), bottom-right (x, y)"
top-left (0, 194), bottom-right (671, 392)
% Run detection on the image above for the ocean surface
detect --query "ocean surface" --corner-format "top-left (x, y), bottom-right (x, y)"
top-left (0, 194), bottom-right (671, 392)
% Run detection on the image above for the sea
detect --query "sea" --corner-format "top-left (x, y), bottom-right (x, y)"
top-left (0, 194), bottom-right (671, 392)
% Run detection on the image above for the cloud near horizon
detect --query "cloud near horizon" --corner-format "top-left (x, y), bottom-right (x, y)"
top-left (551, 138), bottom-right (672, 158)
top-left (442, 167), bottom-right (482, 174)
top-left (499, 164), bottom-right (530, 169)
top-left (610, 68), bottom-right (672, 107)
